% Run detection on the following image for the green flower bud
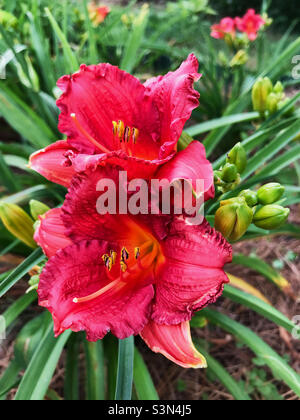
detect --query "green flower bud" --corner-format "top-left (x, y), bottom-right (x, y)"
top-left (214, 197), bottom-right (253, 242)
top-left (253, 205), bottom-right (290, 230)
top-left (257, 183), bottom-right (285, 205)
top-left (252, 77), bottom-right (273, 113)
top-left (0, 202), bottom-right (36, 248)
top-left (266, 92), bottom-right (279, 115)
top-left (226, 142), bottom-right (247, 174)
top-left (230, 50), bottom-right (249, 67)
top-left (29, 200), bottom-right (50, 221)
top-left (273, 81), bottom-right (284, 94)
top-left (221, 163), bottom-right (238, 183)
top-left (238, 189), bottom-right (258, 207)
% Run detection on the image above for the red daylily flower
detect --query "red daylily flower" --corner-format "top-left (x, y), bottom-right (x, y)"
top-left (29, 55), bottom-right (207, 190)
top-left (35, 165), bottom-right (232, 368)
top-left (211, 17), bottom-right (236, 39)
top-left (235, 9), bottom-right (265, 41)
top-left (88, 2), bottom-right (110, 26)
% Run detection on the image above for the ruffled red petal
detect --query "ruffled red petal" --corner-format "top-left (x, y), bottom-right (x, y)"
top-left (34, 208), bottom-right (72, 258)
top-left (57, 63), bottom-right (161, 159)
top-left (29, 141), bottom-right (76, 188)
top-left (151, 218), bottom-right (232, 325)
top-left (62, 165), bottom-right (170, 243)
top-left (155, 141), bottom-right (215, 201)
top-left (144, 54), bottom-right (201, 157)
top-left (140, 320), bottom-right (207, 368)
top-left (38, 240), bottom-right (154, 340)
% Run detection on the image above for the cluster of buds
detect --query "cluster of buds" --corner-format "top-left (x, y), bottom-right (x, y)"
top-left (214, 143), bottom-right (247, 195)
top-left (215, 182), bottom-right (290, 242)
top-left (252, 77), bottom-right (295, 119)
top-left (0, 200), bottom-right (50, 248)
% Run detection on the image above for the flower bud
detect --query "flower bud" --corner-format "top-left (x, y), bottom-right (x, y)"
top-left (214, 197), bottom-right (253, 242)
top-left (273, 81), bottom-right (284, 94)
top-left (29, 200), bottom-right (51, 221)
top-left (226, 142), bottom-right (247, 174)
top-left (253, 205), bottom-right (290, 230)
top-left (221, 163), bottom-right (238, 183)
top-left (257, 183), bottom-right (285, 205)
top-left (0, 202), bottom-right (36, 248)
top-left (266, 92), bottom-right (279, 115)
top-left (252, 77), bottom-right (273, 113)
top-left (230, 50), bottom-right (249, 67)
top-left (238, 189), bottom-right (258, 207)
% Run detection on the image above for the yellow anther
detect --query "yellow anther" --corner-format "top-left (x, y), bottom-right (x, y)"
top-left (110, 250), bottom-right (117, 265)
top-left (121, 247), bottom-right (129, 261)
top-left (120, 261), bottom-right (127, 273)
top-left (132, 127), bottom-right (139, 144)
top-left (112, 121), bottom-right (118, 136)
top-left (124, 126), bottom-right (131, 143)
top-left (117, 120), bottom-right (125, 142)
top-left (134, 247), bottom-right (140, 259)
top-left (102, 254), bottom-right (113, 271)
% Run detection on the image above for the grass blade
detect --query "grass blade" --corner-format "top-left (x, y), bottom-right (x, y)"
top-left (201, 309), bottom-right (300, 397)
top-left (64, 333), bottom-right (80, 401)
top-left (2, 290), bottom-right (36, 328)
top-left (44, 7), bottom-right (79, 74)
top-left (84, 340), bottom-right (105, 400)
top-left (186, 112), bottom-right (259, 137)
top-left (0, 248), bottom-right (44, 298)
top-left (134, 347), bottom-right (159, 401)
top-left (14, 322), bottom-right (71, 400)
top-left (223, 285), bottom-right (296, 333)
top-left (194, 341), bottom-right (251, 401)
top-left (115, 336), bottom-right (134, 401)
top-left (232, 254), bottom-right (292, 295)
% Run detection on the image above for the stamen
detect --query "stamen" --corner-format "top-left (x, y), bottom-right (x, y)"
top-left (117, 120), bottom-right (125, 142)
top-left (110, 251), bottom-right (117, 265)
top-left (112, 121), bottom-right (118, 136)
top-left (124, 126), bottom-right (131, 143)
top-left (134, 247), bottom-right (140, 259)
top-left (120, 261), bottom-right (128, 273)
top-left (121, 247), bottom-right (129, 261)
top-left (132, 127), bottom-right (139, 144)
top-left (71, 113), bottom-right (110, 154)
top-left (73, 278), bottom-right (124, 304)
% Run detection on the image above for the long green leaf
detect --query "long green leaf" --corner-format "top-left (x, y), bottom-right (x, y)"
top-left (223, 285), bottom-right (296, 333)
top-left (0, 360), bottom-right (21, 399)
top-left (201, 309), bottom-right (300, 397)
top-left (0, 83), bottom-right (54, 148)
top-left (84, 340), bottom-right (105, 400)
top-left (232, 254), bottom-right (291, 293)
top-left (14, 322), bottom-right (71, 400)
top-left (194, 341), bottom-right (251, 401)
top-left (120, 5), bottom-right (149, 72)
top-left (243, 119), bottom-right (300, 179)
top-left (2, 290), bottom-right (36, 328)
top-left (0, 248), bottom-right (44, 298)
top-left (134, 347), bottom-right (159, 401)
top-left (115, 336), bottom-right (134, 401)
top-left (64, 333), bottom-right (80, 401)
top-left (44, 7), bottom-right (79, 74)
top-left (186, 112), bottom-right (259, 137)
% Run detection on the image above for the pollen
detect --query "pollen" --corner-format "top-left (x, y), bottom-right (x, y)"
top-left (120, 260), bottom-right (128, 272)
top-left (102, 254), bottom-right (113, 271)
top-left (121, 247), bottom-right (129, 262)
top-left (110, 250), bottom-right (117, 265)
top-left (134, 247), bottom-right (140, 259)
top-left (112, 121), bottom-right (139, 144)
